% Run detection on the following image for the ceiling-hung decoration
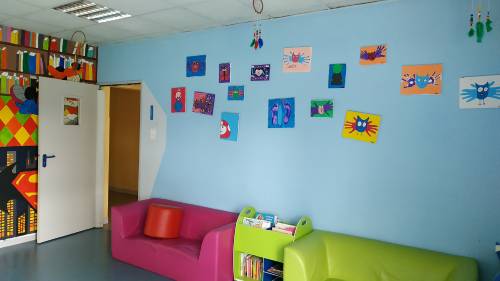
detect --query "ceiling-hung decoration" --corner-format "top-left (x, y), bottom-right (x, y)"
top-left (468, 0), bottom-right (493, 43)
top-left (250, 0), bottom-right (264, 50)
top-left (53, 0), bottom-right (131, 23)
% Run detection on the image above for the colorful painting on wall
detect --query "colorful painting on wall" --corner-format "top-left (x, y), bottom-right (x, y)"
top-left (63, 97), bottom-right (79, 125)
top-left (228, 86), bottom-right (244, 101)
top-left (360, 44), bottom-right (387, 65)
top-left (282, 47), bottom-right (312, 73)
top-left (328, 64), bottom-right (347, 88)
top-left (342, 110), bottom-right (381, 144)
top-left (192, 91), bottom-right (215, 115)
top-left (268, 98), bottom-right (295, 128)
top-left (0, 146), bottom-right (38, 240)
top-left (459, 75), bottom-right (500, 109)
top-left (401, 64), bottom-right (442, 95)
top-left (251, 64), bottom-right (270, 81)
top-left (186, 55), bottom-right (206, 77)
top-left (219, 112), bottom-right (239, 142)
top-left (171, 87), bottom-right (186, 113)
top-left (311, 99), bottom-right (334, 118)
top-left (219, 63), bottom-right (230, 83)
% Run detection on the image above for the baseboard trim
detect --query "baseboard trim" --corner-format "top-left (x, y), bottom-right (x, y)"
top-left (0, 233), bottom-right (36, 249)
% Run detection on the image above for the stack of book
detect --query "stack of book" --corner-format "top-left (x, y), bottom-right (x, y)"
top-left (240, 254), bottom-right (263, 280)
top-left (242, 212), bottom-right (297, 236)
top-left (271, 222), bottom-right (296, 235)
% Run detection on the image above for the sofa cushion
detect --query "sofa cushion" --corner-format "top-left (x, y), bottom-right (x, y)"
top-left (129, 234), bottom-right (202, 262)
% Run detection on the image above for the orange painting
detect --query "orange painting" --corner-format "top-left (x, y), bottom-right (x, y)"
top-left (400, 64), bottom-right (442, 95)
top-left (359, 44), bottom-right (387, 65)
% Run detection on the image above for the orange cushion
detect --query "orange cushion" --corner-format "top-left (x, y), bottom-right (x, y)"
top-left (144, 204), bottom-right (183, 239)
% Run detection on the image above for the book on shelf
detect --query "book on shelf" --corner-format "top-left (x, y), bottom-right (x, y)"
top-left (240, 253), bottom-right (263, 280)
top-left (255, 212), bottom-right (278, 227)
top-left (271, 222), bottom-right (296, 235)
top-left (242, 217), bottom-right (272, 230)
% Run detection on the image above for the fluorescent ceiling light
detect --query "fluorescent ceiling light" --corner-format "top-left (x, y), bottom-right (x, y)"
top-left (53, 0), bottom-right (131, 23)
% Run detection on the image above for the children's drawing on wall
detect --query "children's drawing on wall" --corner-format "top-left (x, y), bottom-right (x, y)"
top-left (311, 99), bottom-right (334, 118)
top-left (282, 47), bottom-right (312, 73)
top-left (219, 112), bottom-right (239, 142)
top-left (268, 98), bottom-right (295, 128)
top-left (219, 63), bottom-right (230, 83)
top-left (251, 64), bottom-right (270, 81)
top-left (328, 64), bottom-right (346, 88)
top-left (0, 146), bottom-right (38, 240)
top-left (360, 44), bottom-right (387, 65)
top-left (401, 64), bottom-right (442, 95)
top-left (63, 97), bottom-right (79, 125)
top-left (460, 75), bottom-right (500, 108)
top-left (342, 110), bottom-right (380, 144)
top-left (228, 86), bottom-right (244, 101)
top-left (192, 91), bottom-right (215, 115)
top-left (171, 87), bottom-right (186, 113)
top-left (186, 55), bottom-right (206, 77)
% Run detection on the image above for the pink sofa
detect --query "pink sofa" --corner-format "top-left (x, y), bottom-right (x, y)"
top-left (111, 198), bottom-right (238, 281)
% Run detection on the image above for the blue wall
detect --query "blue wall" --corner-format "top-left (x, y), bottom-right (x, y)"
top-left (99, 0), bottom-right (500, 279)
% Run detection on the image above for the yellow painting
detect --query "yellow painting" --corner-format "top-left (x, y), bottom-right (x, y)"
top-left (342, 111), bottom-right (381, 144)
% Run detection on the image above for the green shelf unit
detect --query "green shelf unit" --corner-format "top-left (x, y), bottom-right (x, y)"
top-left (233, 206), bottom-right (313, 281)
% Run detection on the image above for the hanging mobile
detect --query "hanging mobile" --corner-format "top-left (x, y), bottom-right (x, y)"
top-left (476, 4), bottom-right (485, 43)
top-left (250, 0), bottom-right (264, 50)
top-left (486, 0), bottom-right (493, 32)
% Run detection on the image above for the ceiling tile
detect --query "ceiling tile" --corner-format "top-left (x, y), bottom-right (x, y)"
top-left (95, 0), bottom-right (176, 16)
top-left (23, 9), bottom-right (95, 30)
top-left (1, 17), bottom-right (65, 34)
top-left (186, 0), bottom-right (259, 26)
top-left (262, 0), bottom-right (328, 18)
top-left (102, 16), bottom-right (179, 34)
top-left (80, 24), bottom-right (141, 43)
top-left (18, 0), bottom-right (75, 9)
top-left (0, 0), bottom-right (43, 17)
top-left (166, 0), bottom-right (210, 7)
top-left (141, 7), bottom-right (217, 32)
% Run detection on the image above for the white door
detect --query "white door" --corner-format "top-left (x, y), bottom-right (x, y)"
top-left (37, 77), bottom-right (98, 243)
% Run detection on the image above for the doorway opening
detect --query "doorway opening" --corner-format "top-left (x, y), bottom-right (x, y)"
top-left (101, 83), bottom-right (141, 224)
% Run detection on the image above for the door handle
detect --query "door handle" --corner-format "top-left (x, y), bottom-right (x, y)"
top-left (42, 154), bottom-right (56, 168)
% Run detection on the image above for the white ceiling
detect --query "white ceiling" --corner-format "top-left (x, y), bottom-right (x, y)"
top-left (0, 0), bottom-right (384, 44)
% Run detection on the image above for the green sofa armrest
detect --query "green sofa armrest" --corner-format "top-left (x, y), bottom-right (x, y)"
top-left (284, 231), bottom-right (329, 281)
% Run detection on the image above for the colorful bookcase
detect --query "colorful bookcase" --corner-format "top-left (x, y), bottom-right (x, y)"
top-left (233, 206), bottom-right (313, 281)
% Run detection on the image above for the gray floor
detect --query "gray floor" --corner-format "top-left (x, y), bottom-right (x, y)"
top-left (0, 228), bottom-right (173, 281)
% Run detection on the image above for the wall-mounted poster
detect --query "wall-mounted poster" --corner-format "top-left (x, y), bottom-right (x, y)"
top-left (186, 55), bottom-right (206, 77)
top-left (282, 47), bottom-right (312, 72)
top-left (311, 99), bottom-right (334, 118)
top-left (401, 64), bottom-right (442, 95)
top-left (328, 64), bottom-right (346, 88)
top-left (171, 87), bottom-right (186, 113)
top-left (228, 86), bottom-right (244, 101)
top-left (342, 110), bottom-right (380, 144)
top-left (192, 91), bottom-right (215, 115)
top-left (459, 75), bottom-right (500, 109)
top-left (220, 112), bottom-right (239, 142)
top-left (251, 64), bottom-right (270, 81)
top-left (268, 98), bottom-right (295, 128)
top-left (63, 97), bottom-right (79, 125)
top-left (360, 44), bottom-right (387, 65)
top-left (219, 63), bottom-right (230, 83)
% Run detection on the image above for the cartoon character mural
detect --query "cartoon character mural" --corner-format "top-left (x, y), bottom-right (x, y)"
top-left (186, 55), bottom-right (206, 77)
top-left (459, 75), bottom-right (500, 108)
top-left (0, 80), bottom-right (38, 240)
top-left (219, 63), bottom-right (230, 83)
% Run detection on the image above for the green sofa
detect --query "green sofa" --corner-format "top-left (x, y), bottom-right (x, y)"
top-left (284, 231), bottom-right (477, 281)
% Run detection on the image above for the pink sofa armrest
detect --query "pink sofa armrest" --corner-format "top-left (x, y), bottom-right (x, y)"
top-left (112, 199), bottom-right (154, 238)
top-left (198, 222), bottom-right (236, 281)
